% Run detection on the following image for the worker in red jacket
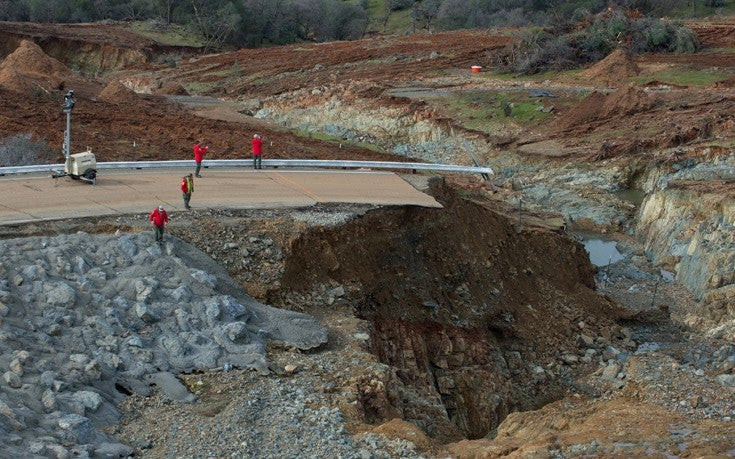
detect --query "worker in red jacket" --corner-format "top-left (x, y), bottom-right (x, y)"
top-left (193, 141), bottom-right (208, 177)
top-left (149, 205), bottom-right (170, 243)
top-left (251, 134), bottom-right (263, 170)
top-left (181, 173), bottom-right (194, 210)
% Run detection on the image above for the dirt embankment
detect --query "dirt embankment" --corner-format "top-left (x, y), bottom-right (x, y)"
top-left (6, 181), bottom-right (732, 456)
top-left (154, 31), bottom-right (512, 98)
top-left (556, 84), bottom-right (653, 133)
top-left (0, 21), bottom-right (201, 73)
top-left (584, 48), bottom-right (640, 87)
top-left (0, 39), bottom-right (85, 95)
top-left (269, 181), bottom-right (625, 440)
top-left (98, 80), bottom-right (143, 105)
top-left (0, 32), bottom-right (409, 163)
top-left (687, 20), bottom-right (735, 47)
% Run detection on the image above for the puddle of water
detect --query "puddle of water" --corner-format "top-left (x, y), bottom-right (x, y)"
top-left (583, 239), bottom-right (625, 267)
top-left (614, 189), bottom-right (647, 207)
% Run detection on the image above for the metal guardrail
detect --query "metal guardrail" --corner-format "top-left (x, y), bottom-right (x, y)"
top-left (0, 159), bottom-right (494, 177)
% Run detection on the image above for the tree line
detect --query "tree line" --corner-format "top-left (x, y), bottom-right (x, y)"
top-left (0, 0), bottom-right (724, 50)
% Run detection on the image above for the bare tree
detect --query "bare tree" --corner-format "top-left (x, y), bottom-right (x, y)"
top-left (412, 0), bottom-right (441, 32)
top-left (0, 134), bottom-right (55, 167)
top-left (190, 0), bottom-right (240, 52)
top-left (157, 0), bottom-right (180, 24)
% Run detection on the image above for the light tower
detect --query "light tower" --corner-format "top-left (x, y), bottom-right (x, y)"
top-left (61, 89), bottom-right (75, 171)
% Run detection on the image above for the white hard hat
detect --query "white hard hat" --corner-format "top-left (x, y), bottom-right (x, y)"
top-left (158, 205), bottom-right (164, 210)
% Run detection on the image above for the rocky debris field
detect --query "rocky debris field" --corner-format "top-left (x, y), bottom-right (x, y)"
top-left (0, 231), bottom-right (326, 457)
top-left (0, 178), bottom-right (733, 456)
top-left (114, 321), bottom-right (428, 458)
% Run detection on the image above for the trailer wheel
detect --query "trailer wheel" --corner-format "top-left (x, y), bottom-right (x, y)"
top-left (83, 169), bottom-right (97, 181)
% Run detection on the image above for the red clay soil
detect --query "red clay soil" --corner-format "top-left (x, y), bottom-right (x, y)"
top-left (0, 39), bottom-right (406, 163)
top-left (636, 51), bottom-right (735, 70)
top-left (0, 21), bottom-right (184, 52)
top-left (584, 48), bottom-right (640, 87)
top-left (163, 31), bottom-right (512, 97)
top-left (0, 39), bottom-right (102, 97)
top-left (555, 84), bottom-right (653, 132)
top-left (155, 82), bottom-right (189, 96)
top-left (98, 80), bottom-right (143, 105)
top-left (1, 40), bottom-right (73, 79)
top-left (0, 86), bottom-right (407, 163)
top-left (686, 18), bottom-right (735, 47)
top-left (711, 74), bottom-right (735, 88)
top-left (0, 40), bottom-right (78, 93)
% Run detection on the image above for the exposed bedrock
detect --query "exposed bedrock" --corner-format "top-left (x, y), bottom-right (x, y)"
top-left (638, 182), bottom-right (735, 328)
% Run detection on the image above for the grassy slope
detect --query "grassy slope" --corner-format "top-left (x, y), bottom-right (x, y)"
top-left (128, 21), bottom-right (206, 48)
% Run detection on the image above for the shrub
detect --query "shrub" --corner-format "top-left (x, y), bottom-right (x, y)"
top-left (0, 133), bottom-right (56, 167)
top-left (672, 26), bottom-right (699, 53)
top-left (501, 9), bottom-right (698, 74)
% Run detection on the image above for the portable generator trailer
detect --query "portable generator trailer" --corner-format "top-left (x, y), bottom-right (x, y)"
top-left (51, 150), bottom-right (97, 184)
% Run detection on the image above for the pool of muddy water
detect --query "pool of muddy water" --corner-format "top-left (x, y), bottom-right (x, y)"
top-left (582, 238), bottom-right (625, 267)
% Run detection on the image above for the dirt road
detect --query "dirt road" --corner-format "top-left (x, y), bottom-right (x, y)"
top-left (0, 169), bottom-right (440, 225)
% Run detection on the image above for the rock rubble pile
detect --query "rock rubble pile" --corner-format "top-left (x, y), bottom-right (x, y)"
top-left (0, 232), bottom-right (327, 457)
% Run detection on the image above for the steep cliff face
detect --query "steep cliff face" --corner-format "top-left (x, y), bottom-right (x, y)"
top-left (42, 40), bottom-right (149, 73)
top-left (637, 180), bottom-right (735, 323)
top-left (0, 28), bottom-right (196, 74)
top-left (275, 182), bottom-right (624, 440)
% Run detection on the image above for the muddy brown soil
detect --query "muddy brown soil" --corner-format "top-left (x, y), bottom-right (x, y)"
top-left (264, 182), bottom-right (628, 441)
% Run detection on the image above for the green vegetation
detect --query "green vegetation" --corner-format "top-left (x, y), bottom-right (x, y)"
top-left (501, 11), bottom-right (700, 74)
top-left (632, 69), bottom-right (733, 86)
top-left (129, 21), bottom-right (206, 48)
top-left (425, 90), bottom-right (573, 134)
top-left (183, 81), bottom-right (216, 95)
top-left (671, 0), bottom-right (735, 17)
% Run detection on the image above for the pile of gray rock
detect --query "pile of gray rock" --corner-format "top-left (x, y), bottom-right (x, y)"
top-left (0, 232), bottom-right (327, 457)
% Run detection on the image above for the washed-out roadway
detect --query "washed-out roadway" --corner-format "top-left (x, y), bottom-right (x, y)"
top-left (0, 168), bottom-right (441, 225)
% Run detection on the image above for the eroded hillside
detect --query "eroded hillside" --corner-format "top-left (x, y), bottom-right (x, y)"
top-left (0, 16), bottom-right (734, 458)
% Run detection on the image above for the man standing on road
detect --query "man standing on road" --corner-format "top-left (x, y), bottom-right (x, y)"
top-left (181, 174), bottom-right (194, 209)
top-left (251, 134), bottom-right (263, 170)
top-left (193, 141), bottom-right (208, 177)
top-left (149, 205), bottom-right (170, 243)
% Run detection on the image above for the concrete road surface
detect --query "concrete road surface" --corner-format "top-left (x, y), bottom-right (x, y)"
top-left (0, 169), bottom-right (441, 225)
